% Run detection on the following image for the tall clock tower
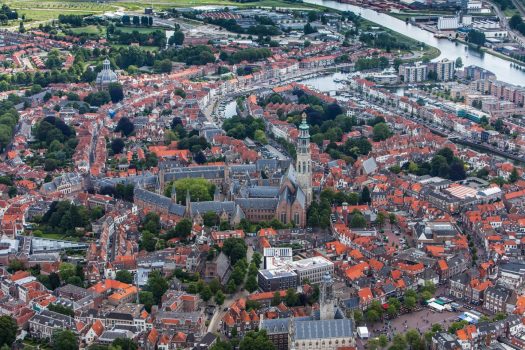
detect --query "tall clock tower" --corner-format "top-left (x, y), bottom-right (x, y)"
top-left (296, 112), bottom-right (312, 206)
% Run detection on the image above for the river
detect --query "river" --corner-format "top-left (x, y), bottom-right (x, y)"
top-left (305, 0), bottom-right (525, 86)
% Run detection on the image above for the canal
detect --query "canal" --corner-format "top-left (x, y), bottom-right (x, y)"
top-left (305, 0), bottom-right (525, 86)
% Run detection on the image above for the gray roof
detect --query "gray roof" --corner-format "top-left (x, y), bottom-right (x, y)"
top-left (294, 319), bottom-right (353, 340)
top-left (260, 318), bottom-right (291, 334)
top-left (362, 158), bottom-right (378, 175)
top-left (230, 164), bottom-right (257, 173)
top-left (191, 201), bottom-right (235, 215)
top-left (134, 188), bottom-right (186, 216)
top-left (247, 186), bottom-right (280, 198)
top-left (236, 198), bottom-right (278, 210)
top-left (164, 165), bottom-right (225, 182)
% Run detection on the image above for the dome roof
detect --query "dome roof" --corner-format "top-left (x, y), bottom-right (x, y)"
top-left (96, 59), bottom-right (118, 87)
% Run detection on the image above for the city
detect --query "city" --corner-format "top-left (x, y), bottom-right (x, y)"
top-left (0, 0), bottom-right (524, 350)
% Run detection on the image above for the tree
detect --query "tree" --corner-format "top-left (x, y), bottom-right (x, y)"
top-left (361, 186), bottom-right (371, 204)
top-left (222, 238), bottom-right (247, 265)
top-left (139, 291), bottom-right (155, 312)
top-left (0, 316), bottom-right (17, 348)
top-left (350, 213), bottom-right (367, 228)
top-left (52, 330), bottom-right (78, 350)
top-left (239, 330), bottom-right (276, 350)
top-left (111, 138), bottom-right (125, 154)
top-left (115, 117), bottom-right (134, 137)
top-left (168, 178), bottom-right (215, 203)
top-left (59, 262), bottom-right (76, 282)
top-left (372, 122), bottom-right (392, 141)
top-left (7, 259), bottom-right (25, 272)
top-left (245, 274), bottom-right (258, 293)
top-left (215, 290), bottom-right (225, 306)
top-left (146, 270), bottom-right (168, 304)
top-left (285, 288), bottom-right (298, 306)
top-left (404, 296), bottom-right (416, 310)
top-left (115, 270), bottom-right (133, 284)
top-left (108, 83), bottom-right (124, 103)
top-left (375, 211), bottom-right (386, 227)
top-left (304, 23), bottom-right (317, 35)
top-left (271, 291), bottom-right (281, 306)
top-left (254, 129), bottom-right (268, 144)
top-left (172, 218), bottom-right (192, 239)
top-left (169, 31), bottom-right (185, 46)
top-left (200, 285), bottom-right (212, 302)
top-left (112, 338), bottom-right (138, 350)
top-left (510, 167), bottom-right (519, 183)
top-left (365, 309), bottom-right (380, 323)
top-left (455, 57), bottom-right (463, 68)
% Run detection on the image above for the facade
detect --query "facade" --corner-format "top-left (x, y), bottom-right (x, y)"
top-left (258, 268), bottom-right (298, 292)
top-left (29, 310), bottom-right (75, 340)
top-left (436, 59), bottom-right (455, 81)
top-left (295, 113), bottom-right (313, 206)
top-left (483, 285), bottom-right (514, 314)
top-left (399, 63), bottom-right (428, 83)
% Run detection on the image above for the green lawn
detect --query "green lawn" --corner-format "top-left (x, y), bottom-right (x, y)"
top-left (116, 0), bottom-right (322, 10)
top-left (69, 24), bottom-right (105, 36)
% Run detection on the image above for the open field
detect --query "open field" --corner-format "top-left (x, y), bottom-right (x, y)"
top-left (69, 24), bottom-right (105, 35)
top-left (117, 0), bottom-right (324, 10)
top-left (111, 44), bottom-right (160, 51)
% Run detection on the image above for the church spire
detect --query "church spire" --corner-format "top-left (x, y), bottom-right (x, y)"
top-left (296, 111), bottom-right (312, 207)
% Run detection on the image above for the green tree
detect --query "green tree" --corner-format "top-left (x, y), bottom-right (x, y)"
top-left (108, 83), bottom-right (124, 103)
top-left (239, 330), bottom-right (275, 350)
top-left (169, 178), bottom-right (215, 203)
top-left (215, 290), bottom-right (225, 306)
top-left (271, 291), bottom-right (281, 306)
top-left (110, 138), bottom-right (125, 154)
top-left (361, 186), bottom-right (371, 204)
top-left (146, 270), bottom-right (168, 304)
top-left (7, 259), bottom-right (25, 272)
top-left (0, 316), bottom-right (17, 348)
top-left (200, 285), bottom-right (212, 302)
top-left (254, 129), bottom-right (268, 144)
top-left (372, 122), bottom-right (392, 141)
top-left (365, 309), bottom-right (380, 323)
top-left (112, 338), bottom-right (138, 350)
top-left (115, 270), bottom-right (133, 284)
top-left (455, 57), bottom-right (463, 68)
top-left (59, 262), bottom-right (76, 282)
top-left (139, 291), bottom-right (155, 312)
top-left (245, 274), bottom-right (258, 293)
top-left (171, 218), bottom-right (192, 239)
top-left (52, 330), bottom-right (78, 350)
top-left (404, 296), bottom-right (416, 310)
top-left (510, 167), bottom-right (519, 183)
top-left (350, 212), bottom-right (367, 228)
top-left (285, 288), bottom-right (298, 306)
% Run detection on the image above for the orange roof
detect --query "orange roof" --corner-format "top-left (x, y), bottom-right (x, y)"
top-left (438, 260), bottom-right (449, 271)
top-left (358, 287), bottom-right (373, 302)
top-left (91, 320), bottom-right (104, 336)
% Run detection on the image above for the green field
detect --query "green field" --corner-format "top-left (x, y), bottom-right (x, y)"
top-left (4, 0), bottom-right (322, 23)
top-left (69, 24), bottom-right (105, 35)
top-left (111, 44), bottom-right (160, 51)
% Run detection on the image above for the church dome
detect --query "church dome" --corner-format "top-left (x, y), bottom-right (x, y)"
top-left (96, 58), bottom-right (118, 88)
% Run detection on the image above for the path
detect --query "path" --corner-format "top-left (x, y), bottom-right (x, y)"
top-left (207, 246), bottom-right (254, 335)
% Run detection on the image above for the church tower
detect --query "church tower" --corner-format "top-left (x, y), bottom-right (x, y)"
top-left (296, 112), bottom-right (312, 206)
top-left (319, 272), bottom-right (335, 320)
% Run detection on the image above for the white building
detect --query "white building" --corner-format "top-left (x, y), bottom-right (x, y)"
top-left (438, 16), bottom-right (459, 30)
top-left (399, 62), bottom-right (428, 83)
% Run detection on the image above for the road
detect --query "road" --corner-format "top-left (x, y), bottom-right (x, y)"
top-left (207, 246), bottom-right (254, 335)
top-left (488, 0), bottom-right (525, 47)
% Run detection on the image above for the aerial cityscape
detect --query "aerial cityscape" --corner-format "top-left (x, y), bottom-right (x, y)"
top-left (1, 0), bottom-right (525, 349)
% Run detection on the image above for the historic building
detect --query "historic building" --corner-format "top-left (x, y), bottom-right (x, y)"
top-left (134, 160), bottom-right (307, 227)
top-left (96, 58), bottom-right (118, 89)
top-left (295, 112), bottom-right (313, 206)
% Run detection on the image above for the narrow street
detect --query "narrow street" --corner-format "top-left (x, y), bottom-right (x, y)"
top-left (207, 246), bottom-right (254, 335)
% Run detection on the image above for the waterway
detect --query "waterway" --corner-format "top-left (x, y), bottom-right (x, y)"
top-left (305, 0), bottom-right (525, 86)
top-left (299, 72), bottom-right (405, 96)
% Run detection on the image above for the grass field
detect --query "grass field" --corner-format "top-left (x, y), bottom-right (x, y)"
top-left (69, 24), bottom-right (105, 35)
top-left (111, 44), bottom-right (160, 51)
top-left (2, 0), bottom-right (322, 23)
